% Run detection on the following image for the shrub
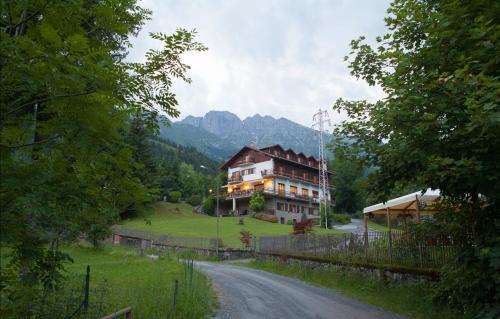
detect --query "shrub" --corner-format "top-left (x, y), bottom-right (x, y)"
top-left (187, 194), bottom-right (202, 206)
top-left (167, 191), bottom-right (182, 203)
top-left (202, 195), bottom-right (216, 216)
top-left (249, 191), bottom-right (265, 212)
top-left (240, 230), bottom-right (252, 248)
top-left (292, 219), bottom-right (315, 234)
top-left (331, 213), bottom-right (351, 225)
top-left (254, 213), bottom-right (278, 223)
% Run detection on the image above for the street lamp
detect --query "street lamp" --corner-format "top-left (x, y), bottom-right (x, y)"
top-left (200, 165), bottom-right (220, 257)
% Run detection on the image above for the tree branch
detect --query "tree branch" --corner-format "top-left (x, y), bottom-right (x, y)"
top-left (0, 135), bottom-right (59, 149)
top-left (2, 91), bottom-right (95, 121)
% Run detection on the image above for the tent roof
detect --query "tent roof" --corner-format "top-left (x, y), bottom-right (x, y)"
top-left (363, 188), bottom-right (441, 215)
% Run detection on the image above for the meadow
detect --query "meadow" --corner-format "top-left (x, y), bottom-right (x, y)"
top-left (122, 202), bottom-right (345, 248)
top-left (0, 245), bottom-right (216, 319)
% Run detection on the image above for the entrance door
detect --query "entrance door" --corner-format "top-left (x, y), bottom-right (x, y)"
top-left (280, 217), bottom-right (285, 224)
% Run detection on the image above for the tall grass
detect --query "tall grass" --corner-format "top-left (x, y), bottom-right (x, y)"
top-left (1, 245), bottom-right (216, 319)
top-left (245, 260), bottom-right (472, 319)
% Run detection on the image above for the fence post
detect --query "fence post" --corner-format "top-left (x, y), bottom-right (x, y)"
top-left (253, 236), bottom-right (257, 255)
top-left (83, 265), bottom-right (90, 313)
top-left (172, 279), bottom-right (179, 311)
top-left (418, 244), bottom-right (423, 268)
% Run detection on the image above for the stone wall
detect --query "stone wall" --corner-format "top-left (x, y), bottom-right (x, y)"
top-left (256, 253), bottom-right (438, 284)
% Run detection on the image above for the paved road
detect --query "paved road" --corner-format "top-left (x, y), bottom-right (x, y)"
top-left (333, 218), bottom-right (365, 234)
top-left (195, 261), bottom-right (404, 319)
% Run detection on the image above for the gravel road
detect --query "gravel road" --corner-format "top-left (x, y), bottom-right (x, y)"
top-left (195, 261), bottom-right (404, 319)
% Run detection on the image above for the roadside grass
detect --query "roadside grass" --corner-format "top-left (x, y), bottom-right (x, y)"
top-left (122, 202), bottom-right (346, 248)
top-left (1, 245), bottom-right (216, 319)
top-left (368, 220), bottom-right (390, 232)
top-left (244, 260), bottom-right (472, 319)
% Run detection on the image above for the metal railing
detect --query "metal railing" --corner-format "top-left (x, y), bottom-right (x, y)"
top-left (258, 230), bottom-right (458, 270)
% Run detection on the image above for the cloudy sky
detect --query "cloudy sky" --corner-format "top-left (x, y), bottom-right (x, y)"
top-left (129, 0), bottom-right (391, 127)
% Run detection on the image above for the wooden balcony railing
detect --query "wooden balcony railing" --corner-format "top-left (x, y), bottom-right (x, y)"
top-left (260, 169), bottom-right (318, 184)
top-left (224, 188), bottom-right (328, 203)
top-left (228, 175), bottom-right (243, 183)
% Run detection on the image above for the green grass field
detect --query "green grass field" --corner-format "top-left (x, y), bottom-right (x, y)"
top-left (244, 260), bottom-right (472, 319)
top-left (64, 245), bottom-right (215, 318)
top-left (1, 245), bottom-right (215, 319)
top-left (122, 202), bottom-right (345, 248)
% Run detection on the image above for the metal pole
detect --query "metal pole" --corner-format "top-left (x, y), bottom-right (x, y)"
top-left (216, 176), bottom-right (220, 257)
top-left (83, 265), bottom-right (90, 313)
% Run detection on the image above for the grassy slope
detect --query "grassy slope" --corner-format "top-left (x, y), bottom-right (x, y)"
top-left (122, 202), bottom-right (345, 248)
top-left (62, 245), bottom-right (215, 318)
top-left (244, 260), bottom-right (471, 319)
top-left (367, 220), bottom-right (390, 232)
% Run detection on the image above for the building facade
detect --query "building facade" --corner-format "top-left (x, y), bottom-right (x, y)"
top-left (220, 144), bottom-right (332, 224)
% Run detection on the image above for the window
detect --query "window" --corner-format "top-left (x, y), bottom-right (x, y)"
top-left (278, 183), bottom-right (285, 193)
top-left (277, 202), bottom-right (285, 211)
top-left (301, 188), bottom-right (308, 196)
top-left (312, 191), bottom-right (319, 199)
top-left (308, 207), bottom-right (315, 215)
top-left (301, 206), bottom-right (305, 213)
top-left (247, 168), bottom-right (255, 175)
top-left (289, 204), bottom-right (297, 213)
top-left (290, 185), bottom-right (297, 194)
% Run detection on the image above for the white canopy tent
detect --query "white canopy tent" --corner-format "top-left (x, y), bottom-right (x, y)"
top-left (362, 188), bottom-right (441, 234)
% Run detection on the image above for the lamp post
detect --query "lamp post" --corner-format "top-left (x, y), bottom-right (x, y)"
top-left (200, 165), bottom-right (220, 257)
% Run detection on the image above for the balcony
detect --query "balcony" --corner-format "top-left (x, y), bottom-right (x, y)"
top-left (223, 187), bottom-right (329, 203)
top-left (261, 169), bottom-right (318, 184)
top-left (234, 157), bottom-right (255, 167)
top-left (228, 175), bottom-right (243, 183)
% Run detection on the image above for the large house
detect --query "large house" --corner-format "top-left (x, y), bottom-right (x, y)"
top-left (219, 144), bottom-right (332, 224)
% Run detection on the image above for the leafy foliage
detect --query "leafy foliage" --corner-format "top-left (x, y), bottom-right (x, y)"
top-left (167, 191), bottom-right (182, 203)
top-left (0, 0), bottom-right (206, 300)
top-left (249, 190), bottom-right (265, 213)
top-left (202, 195), bottom-right (217, 216)
top-left (187, 194), bottom-right (203, 206)
top-left (292, 219), bottom-right (314, 235)
top-left (332, 0), bottom-right (500, 315)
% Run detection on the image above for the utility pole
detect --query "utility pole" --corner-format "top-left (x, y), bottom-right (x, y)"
top-left (201, 165), bottom-right (220, 257)
top-left (312, 108), bottom-right (331, 229)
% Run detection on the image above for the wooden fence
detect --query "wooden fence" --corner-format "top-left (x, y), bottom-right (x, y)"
top-left (258, 230), bottom-right (458, 269)
top-left (111, 225), bottom-right (222, 250)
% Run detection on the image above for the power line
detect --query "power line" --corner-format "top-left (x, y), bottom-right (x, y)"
top-left (312, 108), bottom-right (331, 229)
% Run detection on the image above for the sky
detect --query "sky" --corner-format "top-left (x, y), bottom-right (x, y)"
top-left (129, 0), bottom-right (391, 127)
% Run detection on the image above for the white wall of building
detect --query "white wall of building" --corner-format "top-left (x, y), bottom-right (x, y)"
top-left (228, 159), bottom-right (273, 182)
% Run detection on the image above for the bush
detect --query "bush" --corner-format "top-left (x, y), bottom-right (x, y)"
top-left (167, 191), bottom-right (182, 203)
top-left (254, 213), bottom-right (278, 223)
top-left (292, 219), bottom-right (314, 234)
top-left (331, 213), bottom-right (351, 225)
top-left (202, 195), bottom-right (216, 216)
top-left (249, 191), bottom-right (265, 212)
top-left (187, 194), bottom-right (202, 206)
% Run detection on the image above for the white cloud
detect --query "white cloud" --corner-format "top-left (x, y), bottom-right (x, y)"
top-left (129, 0), bottom-right (390, 126)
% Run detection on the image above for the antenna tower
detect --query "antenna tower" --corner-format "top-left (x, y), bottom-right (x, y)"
top-left (312, 108), bottom-right (331, 229)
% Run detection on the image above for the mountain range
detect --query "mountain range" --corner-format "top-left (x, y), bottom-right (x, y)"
top-left (158, 111), bottom-right (329, 162)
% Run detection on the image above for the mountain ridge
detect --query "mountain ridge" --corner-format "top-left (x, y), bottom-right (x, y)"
top-left (158, 111), bottom-right (329, 161)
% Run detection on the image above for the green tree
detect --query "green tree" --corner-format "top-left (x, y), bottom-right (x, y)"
top-left (202, 195), bottom-right (217, 216)
top-left (332, 0), bottom-right (499, 315)
top-left (0, 0), bottom-right (206, 301)
top-left (249, 191), bottom-right (265, 213)
top-left (329, 155), bottom-right (366, 215)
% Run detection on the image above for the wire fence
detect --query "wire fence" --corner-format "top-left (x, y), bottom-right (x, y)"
top-left (111, 225), bottom-right (224, 250)
top-left (258, 230), bottom-right (459, 269)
